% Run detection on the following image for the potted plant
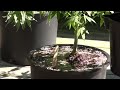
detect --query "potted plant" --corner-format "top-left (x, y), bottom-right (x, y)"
top-left (28, 11), bottom-right (111, 79)
top-left (1, 11), bottom-right (58, 65)
top-left (104, 12), bottom-right (120, 77)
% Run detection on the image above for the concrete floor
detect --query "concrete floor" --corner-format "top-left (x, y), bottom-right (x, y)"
top-left (0, 59), bottom-right (120, 79)
top-left (0, 59), bottom-right (30, 79)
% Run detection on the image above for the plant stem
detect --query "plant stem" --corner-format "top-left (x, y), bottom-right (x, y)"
top-left (52, 45), bottom-right (59, 68)
top-left (71, 30), bottom-right (78, 55)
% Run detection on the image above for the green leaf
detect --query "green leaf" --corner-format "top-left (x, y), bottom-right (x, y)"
top-left (6, 15), bottom-right (14, 27)
top-left (39, 11), bottom-right (47, 17)
top-left (64, 17), bottom-right (76, 30)
top-left (21, 11), bottom-right (26, 25)
top-left (26, 11), bottom-right (34, 17)
top-left (100, 16), bottom-right (104, 27)
top-left (83, 14), bottom-right (86, 23)
top-left (86, 11), bottom-right (92, 16)
top-left (21, 23), bottom-right (26, 30)
top-left (63, 18), bottom-right (71, 29)
top-left (81, 33), bottom-right (85, 39)
top-left (71, 21), bottom-right (75, 28)
top-left (77, 29), bottom-right (81, 38)
top-left (56, 11), bottom-right (61, 20)
top-left (86, 30), bottom-right (89, 34)
top-left (109, 11), bottom-right (114, 13)
top-left (80, 27), bottom-right (86, 39)
top-left (68, 23), bottom-right (71, 30)
top-left (77, 27), bottom-right (85, 39)
top-left (26, 19), bottom-right (32, 29)
top-left (47, 11), bottom-right (57, 23)
top-left (80, 27), bottom-right (85, 33)
top-left (15, 22), bottom-right (20, 31)
top-left (84, 15), bottom-right (96, 23)
top-left (13, 14), bottom-right (18, 24)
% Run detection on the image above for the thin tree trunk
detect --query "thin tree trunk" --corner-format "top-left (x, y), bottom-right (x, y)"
top-left (71, 30), bottom-right (78, 55)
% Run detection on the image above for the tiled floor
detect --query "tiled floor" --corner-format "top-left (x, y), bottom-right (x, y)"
top-left (0, 59), bottom-right (120, 79)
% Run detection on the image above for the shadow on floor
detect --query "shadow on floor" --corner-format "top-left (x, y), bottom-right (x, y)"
top-left (106, 70), bottom-right (120, 79)
top-left (0, 67), bottom-right (31, 79)
top-left (15, 71), bottom-right (31, 79)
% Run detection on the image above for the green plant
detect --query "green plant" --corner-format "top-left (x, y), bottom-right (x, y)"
top-left (4, 11), bottom-right (113, 55)
top-left (3, 11), bottom-right (60, 31)
top-left (59, 11), bottom-right (113, 55)
top-left (4, 11), bottom-right (35, 30)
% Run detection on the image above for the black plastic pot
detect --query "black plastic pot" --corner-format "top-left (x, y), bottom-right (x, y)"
top-left (104, 13), bottom-right (120, 77)
top-left (0, 12), bottom-right (2, 58)
top-left (28, 44), bottom-right (110, 79)
top-left (1, 14), bottom-right (58, 65)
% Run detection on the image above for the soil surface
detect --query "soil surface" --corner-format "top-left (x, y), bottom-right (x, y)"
top-left (28, 45), bottom-right (108, 72)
